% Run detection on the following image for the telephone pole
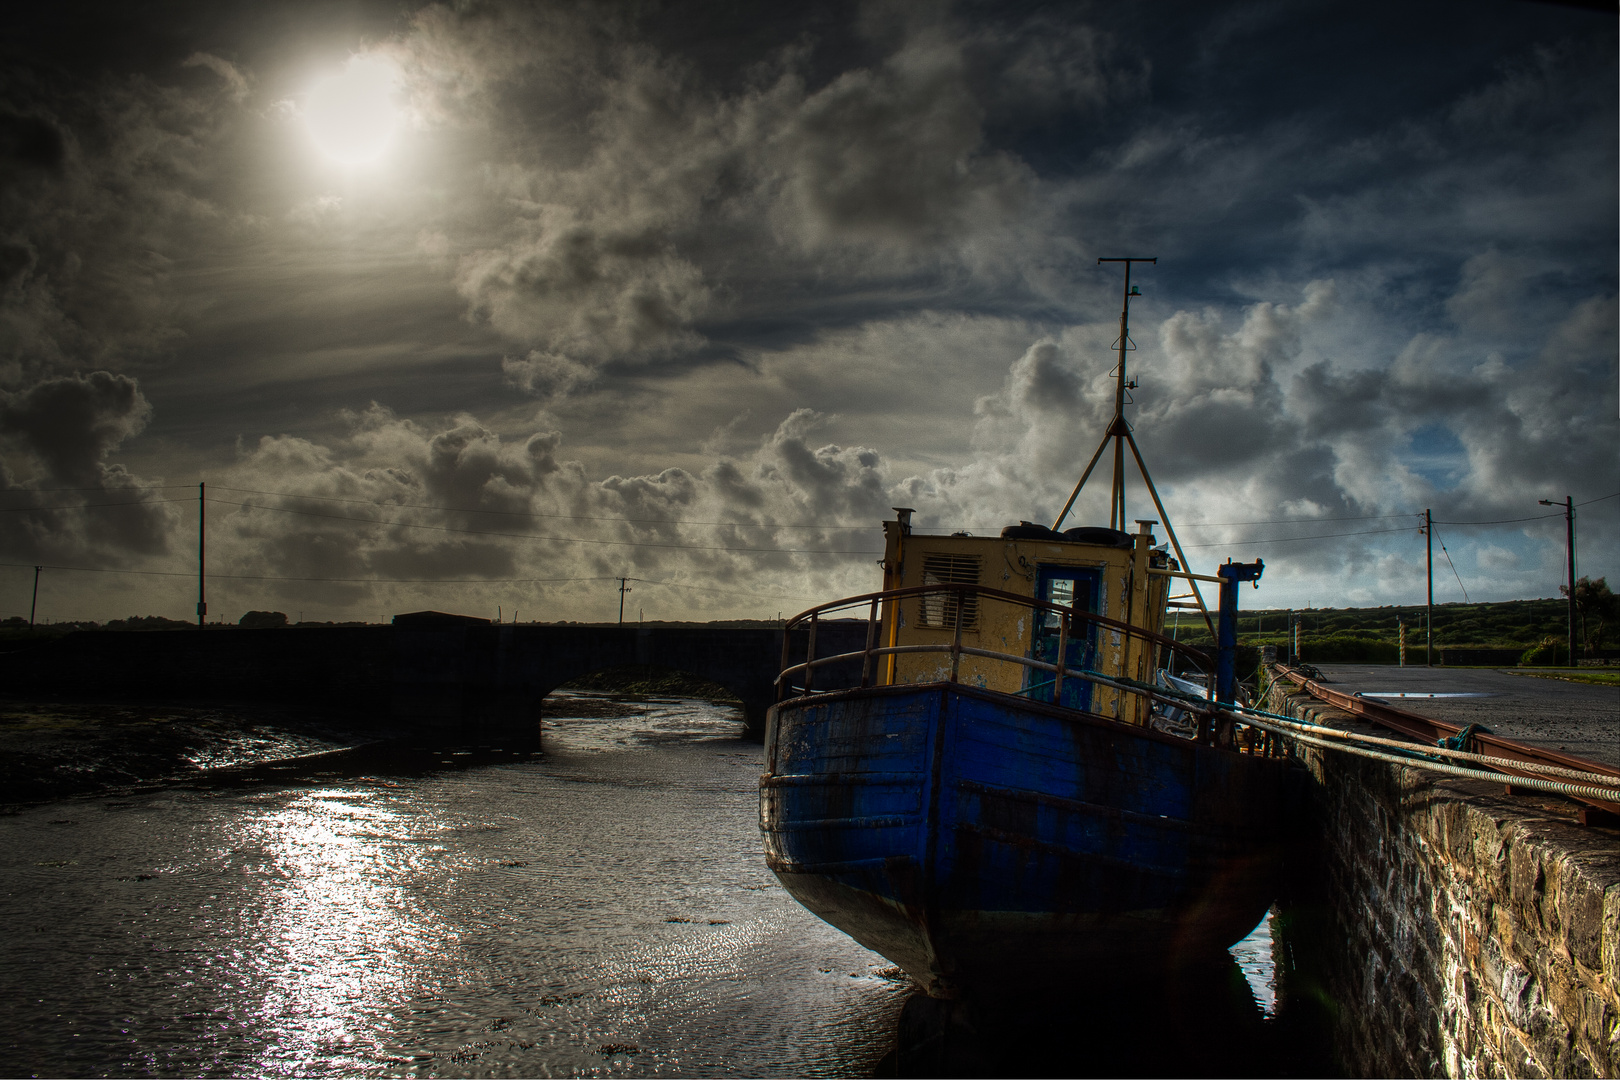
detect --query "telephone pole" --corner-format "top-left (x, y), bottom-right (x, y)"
top-left (29, 566), bottom-right (41, 629)
top-left (197, 482), bottom-right (207, 626)
top-left (1424, 508), bottom-right (1433, 667)
top-left (618, 577), bottom-right (632, 625)
top-left (1541, 496), bottom-right (1576, 663)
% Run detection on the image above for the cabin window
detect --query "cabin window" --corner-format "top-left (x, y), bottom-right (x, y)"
top-left (1042, 577), bottom-right (1075, 628)
top-left (920, 553), bottom-right (981, 629)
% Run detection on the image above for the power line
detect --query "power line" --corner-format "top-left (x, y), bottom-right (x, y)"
top-left (0, 561), bottom-right (612, 584)
top-left (0, 498), bottom-right (195, 512)
top-left (633, 577), bottom-right (823, 602)
top-left (0, 561), bottom-right (820, 602)
top-left (1431, 511), bottom-right (1562, 526)
top-left (1431, 524), bottom-right (1471, 603)
top-left (205, 497), bottom-right (884, 555)
top-left (0, 484), bottom-right (195, 493)
top-left (1182, 525), bottom-right (1417, 549)
top-left (207, 485), bottom-right (881, 531)
top-left (1175, 512), bottom-right (1414, 528)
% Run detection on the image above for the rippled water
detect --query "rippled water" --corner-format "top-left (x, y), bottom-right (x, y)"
top-left (2, 693), bottom-right (1301, 1078)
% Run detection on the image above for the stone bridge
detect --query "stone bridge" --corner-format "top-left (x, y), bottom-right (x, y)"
top-left (0, 615), bottom-right (872, 744)
top-left (392, 615), bottom-right (870, 742)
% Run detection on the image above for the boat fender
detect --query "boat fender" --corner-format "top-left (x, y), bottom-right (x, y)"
top-left (1062, 526), bottom-right (1134, 548)
top-left (1000, 521), bottom-right (1064, 540)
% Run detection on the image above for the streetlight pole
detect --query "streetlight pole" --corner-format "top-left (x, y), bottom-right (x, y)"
top-left (1541, 496), bottom-right (1576, 663)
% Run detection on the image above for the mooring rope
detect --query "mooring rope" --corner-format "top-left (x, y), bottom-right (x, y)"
top-left (1075, 665), bottom-right (1620, 796)
top-left (1232, 712), bottom-right (1620, 803)
top-left (1225, 702), bottom-right (1620, 788)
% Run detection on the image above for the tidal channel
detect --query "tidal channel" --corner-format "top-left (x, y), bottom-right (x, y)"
top-left (2, 694), bottom-right (1324, 1077)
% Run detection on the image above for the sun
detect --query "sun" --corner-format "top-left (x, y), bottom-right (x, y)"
top-left (305, 56), bottom-right (402, 167)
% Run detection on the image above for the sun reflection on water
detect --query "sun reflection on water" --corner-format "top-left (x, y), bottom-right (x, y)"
top-left (233, 787), bottom-right (460, 1075)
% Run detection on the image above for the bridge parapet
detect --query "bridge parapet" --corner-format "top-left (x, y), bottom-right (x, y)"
top-left (0, 620), bottom-right (874, 745)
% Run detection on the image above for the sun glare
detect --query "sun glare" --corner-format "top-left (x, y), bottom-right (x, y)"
top-left (305, 56), bottom-right (401, 167)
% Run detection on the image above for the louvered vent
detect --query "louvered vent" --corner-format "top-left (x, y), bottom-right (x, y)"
top-left (920, 553), bottom-right (982, 629)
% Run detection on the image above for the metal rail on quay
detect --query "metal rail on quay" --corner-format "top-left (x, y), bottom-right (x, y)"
top-left (1270, 663), bottom-right (1620, 825)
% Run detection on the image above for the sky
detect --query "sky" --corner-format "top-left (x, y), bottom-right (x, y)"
top-left (1, 0), bottom-right (1615, 626)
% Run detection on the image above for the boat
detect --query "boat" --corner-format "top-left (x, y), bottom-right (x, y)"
top-left (758, 259), bottom-right (1300, 998)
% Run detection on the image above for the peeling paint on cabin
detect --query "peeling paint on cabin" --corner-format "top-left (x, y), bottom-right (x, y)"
top-left (878, 521), bottom-right (1172, 728)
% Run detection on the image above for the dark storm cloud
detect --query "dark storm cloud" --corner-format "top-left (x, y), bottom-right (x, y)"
top-left (394, 0), bottom-right (1142, 393)
top-left (0, 370), bottom-right (151, 483)
top-left (0, 371), bottom-right (175, 561)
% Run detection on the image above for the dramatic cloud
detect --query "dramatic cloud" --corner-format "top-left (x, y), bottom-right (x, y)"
top-left (0, 370), bottom-right (152, 484)
top-left (0, 0), bottom-right (1613, 624)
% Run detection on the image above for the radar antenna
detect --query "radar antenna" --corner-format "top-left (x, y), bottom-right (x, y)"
top-left (1052, 257), bottom-right (1215, 636)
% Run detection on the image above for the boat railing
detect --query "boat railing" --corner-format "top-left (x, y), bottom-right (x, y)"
top-left (774, 582), bottom-right (1238, 742)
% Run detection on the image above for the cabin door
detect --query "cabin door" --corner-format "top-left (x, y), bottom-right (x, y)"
top-left (1028, 566), bottom-right (1099, 711)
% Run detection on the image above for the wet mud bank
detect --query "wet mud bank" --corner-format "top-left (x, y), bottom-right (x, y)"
top-left (1265, 679), bottom-right (1620, 1076)
top-left (0, 696), bottom-right (395, 805)
top-left (0, 689), bottom-right (687, 807)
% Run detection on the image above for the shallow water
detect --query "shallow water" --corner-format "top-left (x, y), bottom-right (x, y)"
top-left (2, 694), bottom-right (1303, 1077)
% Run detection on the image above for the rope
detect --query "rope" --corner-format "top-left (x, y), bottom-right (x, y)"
top-left (1225, 702), bottom-right (1620, 787)
top-left (1238, 715), bottom-right (1620, 803)
top-left (1051, 666), bottom-right (1619, 796)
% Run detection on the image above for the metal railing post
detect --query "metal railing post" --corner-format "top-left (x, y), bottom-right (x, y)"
top-left (805, 612), bottom-right (818, 693)
top-left (861, 597), bottom-right (879, 688)
top-left (777, 620), bottom-right (793, 701)
top-left (770, 583), bottom-right (1219, 719)
top-left (1053, 610), bottom-right (1068, 703)
top-left (950, 588), bottom-right (964, 683)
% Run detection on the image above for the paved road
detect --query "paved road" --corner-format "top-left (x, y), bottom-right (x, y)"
top-left (1305, 664), bottom-right (1620, 769)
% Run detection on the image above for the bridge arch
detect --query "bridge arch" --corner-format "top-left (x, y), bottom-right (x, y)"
top-left (389, 622), bottom-right (867, 743)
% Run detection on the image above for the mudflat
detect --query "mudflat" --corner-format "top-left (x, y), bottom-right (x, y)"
top-left (0, 698), bottom-right (371, 804)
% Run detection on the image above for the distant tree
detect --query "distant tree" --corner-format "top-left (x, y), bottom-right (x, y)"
top-left (105, 615), bottom-right (193, 631)
top-left (1561, 576), bottom-right (1617, 653)
top-left (238, 610), bottom-right (290, 629)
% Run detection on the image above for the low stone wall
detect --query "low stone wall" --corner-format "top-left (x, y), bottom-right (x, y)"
top-left (1266, 677), bottom-right (1620, 1077)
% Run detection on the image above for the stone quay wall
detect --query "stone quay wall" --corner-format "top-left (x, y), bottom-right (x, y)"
top-left (1266, 678), bottom-right (1620, 1077)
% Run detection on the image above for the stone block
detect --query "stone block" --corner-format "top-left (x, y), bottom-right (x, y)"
top-left (1576, 986), bottom-right (1609, 1059)
top-left (1557, 867), bottom-right (1609, 974)
top-left (1511, 840), bottom-right (1547, 923)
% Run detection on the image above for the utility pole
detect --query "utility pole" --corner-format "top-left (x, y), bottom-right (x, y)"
top-left (1541, 496), bottom-right (1576, 663)
top-left (197, 482), bottom-right (207, 627)
top-left (618, 577), bottom-right (632, 625)
top-left (1424, 508), bottom-right (1433, 667)
top-left (29, 565), bottom-right (41, 629)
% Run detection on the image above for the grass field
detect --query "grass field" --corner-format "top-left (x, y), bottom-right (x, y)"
top-left (1513, 671), bottom-right (1620, 688)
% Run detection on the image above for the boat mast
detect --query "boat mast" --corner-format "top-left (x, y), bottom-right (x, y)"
top-left (1051, 257), bottom-right (1217, 637)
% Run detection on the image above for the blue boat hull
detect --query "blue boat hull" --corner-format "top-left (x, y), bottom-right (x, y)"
top-left (760, 682), bottom-right (1299, 997)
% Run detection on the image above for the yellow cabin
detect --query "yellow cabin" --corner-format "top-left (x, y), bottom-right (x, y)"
top-left (874, 509), bottom-right (1180, 727)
